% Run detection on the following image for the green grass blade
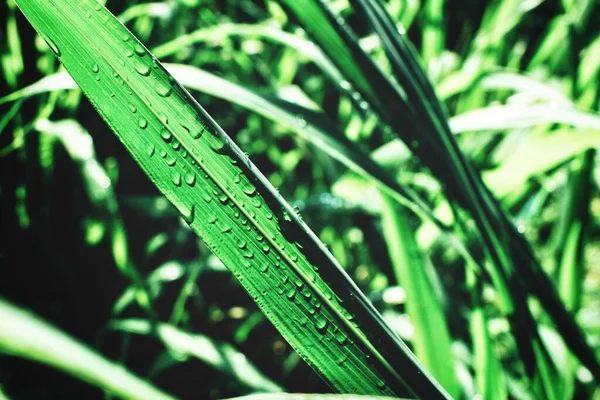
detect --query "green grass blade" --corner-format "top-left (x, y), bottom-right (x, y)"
top-left (554, 150), bottom-right (596, 399)
top-left (0, 385), bottom-right (11, 400)
top-left (0, 298), bottom-right (175, 400)
top-left (557, 150), bottom-right (596, 311)
top-left (421, 0), bottom-right (445, 66)
top-left (0, 64), bottom-right (478, 274)
top-left (341, 0), bottom-right (600, 384)
top-left (110, 319), bottom-right (282, 393)
top-left (152, 23), bottom-right (345, 85)
top-left (449, 104), bottom-right (600, 132)
top-left (470, 307), bottom-right (507, 400)
top-left (13, 0), bottom-right (448, 397)
top-left (225, 395), bottom-right (405, 400)
top-left (380, 193), bottom-right (461, 398)
top-left (478, 72), bottom-right (573, 106)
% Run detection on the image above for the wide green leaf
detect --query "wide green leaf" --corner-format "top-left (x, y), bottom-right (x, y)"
top-left (13, 0), bottom-right (448, 398)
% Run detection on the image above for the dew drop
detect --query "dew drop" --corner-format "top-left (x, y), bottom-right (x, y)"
top-left (334, 330), bottom-right (348, 345)
top-left (138, 118), bottom-right (148, 129)
top-left (120, 32), bottom-right (131, 42)
top-left (243, 250), bottom-right (254, 259)
top-left (158, 113), bottom-right (169, 124)
top-left (252, 199), bottom-right (261, 208)
top-left (259, 264), bottom-right (268, 273)
top-left (295, 114), bottom-right (307, 128)
top-left (210, 139), bottom-right (227, 154)
top-left (218, 193), bottom-right (228, 205)
top-left (242, 185), bottom-right (257, 197)
top-left (171, 140), bottom-right (181, 151)
top-left (202, 193), bottom-right (212, 203)
top-left (91, 63), bottom-right (99, 73)
top-left (237, 240), bottom-right (247, 250)
top-left (155, 81), bottom-right (172, 97)
top-left (315, 315), bottom-right (327, 332)
top-left (160, 150), bottom-right (167, 158)
top-left (181, 204), bottom-right (195, 225)
top-left (285, 288), bottom-right (295, 300)
top-left (147, 144), bottom-right (155, 157)
top-left (261, 245), bottom-right (270, 254)
top-left (160, 129), bottom-right (172, 142)
top-left (125, 47), bottom-right (134, 58)
top-left (184, 172), bottom-right (196, 187)
top-left (172, 173), bottom-right (182, 187)
top-left (128, 104), bottom-right (137, 113)
top-left (134, 43), bottom-right (146, 56)
top-left (335, 353), bottom-right (348, 366)
top-left (136, 64), bottom-right (151, 76)
top-left (165, 155), bottom-right (176, 167)
top-left (40, 33), bottom-right (61, 57)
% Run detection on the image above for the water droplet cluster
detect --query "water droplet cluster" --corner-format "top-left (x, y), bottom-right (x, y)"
top-left (66, 0), bottom-right (393, 392)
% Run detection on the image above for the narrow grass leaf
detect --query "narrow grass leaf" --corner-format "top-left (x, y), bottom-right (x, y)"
top-left (380, 193), bottom-right (461, 398)
top-left (0, 298), bottom-right (175, 400)
top-left (225, 395), bottom-right (405, 400)
top-left (111, 319), bottom-right (282, 393)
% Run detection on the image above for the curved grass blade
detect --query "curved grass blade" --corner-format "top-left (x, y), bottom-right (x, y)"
top-left (0, 298), bottom-right (175, 400)
top-left (449, 104), bottom-right (600, 132)
top-left (152, 23), bottom-right (344, 85)
top-left (0, 386), bottom-right (9, 400)
top-left (225, 395), bottom-right (406, 400)
top-left (110, 319), bottom-right (283, 393)
top-left (477, 72), bottom-right (573, 106)
top-left (13, 0), bottom-right (449, 397)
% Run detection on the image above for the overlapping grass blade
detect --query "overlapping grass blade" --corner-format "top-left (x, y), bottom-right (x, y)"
top-left (380, 193), bottom-right (460, 398)
top-left (0, 298), bottom-right (175, 400)
top-left (225, 395), bottom-right (404, 400)
top-left (468, 267), bottom-right (507, 400)
top-left (0, 64), bottom-right (483, 272)
top-left (13, 0), bottom-right (449, 397)
top-left (110, 319), bottom-right (282, 393)
top-left (282, 0), bottom-right (600, 386)
top-left (554, 150), bottom-right (596, 399)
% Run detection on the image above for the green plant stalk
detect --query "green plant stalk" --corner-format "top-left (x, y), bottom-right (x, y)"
top-left (380, 192), bottom-right (460, 398)
top-left (556, 149), bottom-right (596, 399)
top-left (0, 298), bottom-right (175, 400)
top-left (421, 0), bottom-right (444, 66)
top-left (13, 0), bottom-right (449, 398)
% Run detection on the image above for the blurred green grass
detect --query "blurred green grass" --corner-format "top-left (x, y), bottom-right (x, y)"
top-left (0, 0), bottom-right (599, 399)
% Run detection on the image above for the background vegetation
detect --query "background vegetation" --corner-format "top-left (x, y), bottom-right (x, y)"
top-left (0, 0), bottom-right (599, 399)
